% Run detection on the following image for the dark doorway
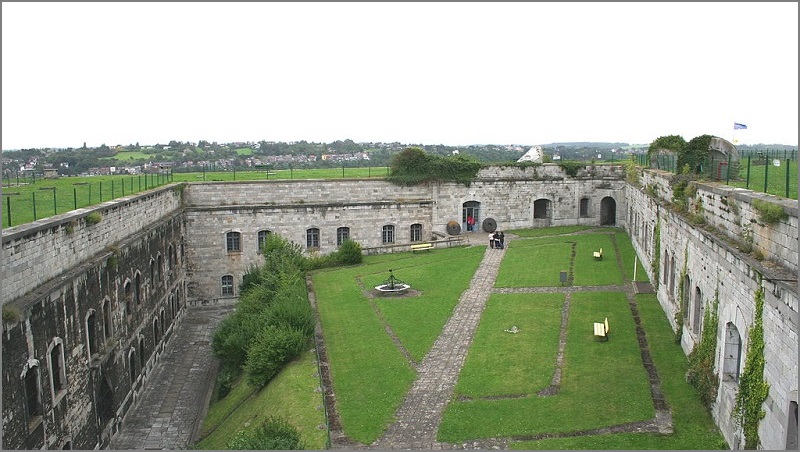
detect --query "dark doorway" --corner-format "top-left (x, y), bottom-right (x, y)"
top-left (462, 201), bottom-right (480, 232)
top-left (600, 196), bottom-right (616, 225)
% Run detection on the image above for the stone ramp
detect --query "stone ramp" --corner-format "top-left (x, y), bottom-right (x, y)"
top-left (109, 304), bottom-right (233, 450)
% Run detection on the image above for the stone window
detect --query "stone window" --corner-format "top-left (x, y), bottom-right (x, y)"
top-left (128, 347), bottom-right (137, 384)
top-left (692, 286), bottom-right (703, 335)
top-left (149, 259), bottom-right (155, 285)
top-left (337, 227), bottom-right (350, 246)
top-left (723, 322), bottom-right (742, 382)
top-left (382, 225), bottom-right (395, 244)
top-left (135, 272), bottom-right (142, 305)
top-left (48, 339), bottom-right (66, 401)
top-left (257, 230), bottom-right (272, 253)
top-left (86, 310), bottom-right (98, 358)
top-left (226, 231), bottom-right (241, 253)
top-left (22, 361), bottom-right (42, 429)
top-left (579, 197), bottom-right (590, 217)
top-left (682, 275), bottom-right (691, 321)
top-left (102, 298), bottom-right (113, 342)
top-left (153, 318), bottom-right (161, 344)
top-left (533, 198), bottom-right (550, 219)
top-left (138, 336), bottom-right (146, 376)
top-left (160, 308), bottom-right (166, 335)
top-left (124, 279), bottom-right (132, 315)
top-left (62, 440), bottom-right (72, 449)
top-left (787, 401), bottom-right (798, 449)
top-left (306, 228), bottom-right (320, 249)
top-left (167, 245), bottom-right (173, 273)
top-left (221, 274), bottom-right (234, 296)
top-left (157, 254), bottom-right (164, 283)
top-left (410, 223), bottom-right (423, 242)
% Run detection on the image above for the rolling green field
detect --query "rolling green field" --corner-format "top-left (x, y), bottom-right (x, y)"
top-left (1, 168), bottom-right (390, 228)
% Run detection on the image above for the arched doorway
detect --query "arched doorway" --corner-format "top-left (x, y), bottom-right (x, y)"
top-left (462, 201), bottom-right (481, 232)
top-left (533, 198), bottom-right (551, 227)
top-left (600, 196), bottom-right (616, 225)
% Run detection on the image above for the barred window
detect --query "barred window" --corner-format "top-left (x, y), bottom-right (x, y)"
top-left (337, 227), bottom-right (350, 246)
top-left (226, 232), bottom-right (241, 252)
top-left (410, 223), bottom-right (423, 242)
top-left (221, 274), bottom-right (234, 296)
top-left (257, 230), bottom-right (272, 253)
top-left (382, 225), bottom-right (395, 244)
top-left (307, 228), bottom-right (320, 249)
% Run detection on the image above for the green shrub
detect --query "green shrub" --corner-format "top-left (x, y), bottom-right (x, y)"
top-left (226, 416), bottom-right (304, 450)
top-left (337, 239), bottom-right (363, 265)
top-left (85, 211), bottom-right (102, 225)
top-left (3, 305), bottom-right (22, 323)
top-left (686, 294), bottom-right (720, 411)
top-left (387, 147), bottom-right (481, 186)
top-left (751, 199), bottom-right (787, 224)
top-left (557, 160), bottom-right (583, 177)
top-left (244, 325), bottom-right (308, 388)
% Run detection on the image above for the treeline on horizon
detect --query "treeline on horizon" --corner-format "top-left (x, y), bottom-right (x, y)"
top-left (3, 139), bottom-right (796, 177)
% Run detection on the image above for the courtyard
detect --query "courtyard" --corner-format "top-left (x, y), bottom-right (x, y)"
top-left (310, 226), bottom-right (726, 449)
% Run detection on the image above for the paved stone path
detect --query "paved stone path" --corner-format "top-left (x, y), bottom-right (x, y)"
top-left (371, 235), bottom-right (508, 450)
top-left (109, 303), bottom-right (234, 450)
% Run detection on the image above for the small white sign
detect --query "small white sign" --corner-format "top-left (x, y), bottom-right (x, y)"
top-left (773, 159), bottom-right (781, 167)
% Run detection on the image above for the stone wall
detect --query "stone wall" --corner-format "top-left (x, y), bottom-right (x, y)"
top-left (2, 187), bottom-right (188, 450)
top-left (627, 169), bottom-right (798, 450)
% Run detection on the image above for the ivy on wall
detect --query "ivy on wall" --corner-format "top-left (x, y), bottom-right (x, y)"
top-left (686, 289), bottom-right (720, 410)
top-left (651, 215), bottom-right (661, 291)
top-left (674, 245), bottom-right (689, 344)
top-left (386, 147), bottom-right (482, 187)
top-left (732, 276), bottom-right (770, 450)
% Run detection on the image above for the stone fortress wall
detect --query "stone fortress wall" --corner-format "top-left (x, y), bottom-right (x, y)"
top-left (2, 163), bottom-right (796, 449)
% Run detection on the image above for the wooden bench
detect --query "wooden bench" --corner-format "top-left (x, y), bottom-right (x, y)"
top-left (594, 317), bottom-right (609, 341)
top-left (410, 243), bottom-right (434, 253)
top-left (593, 248), bottom-right (603, 261)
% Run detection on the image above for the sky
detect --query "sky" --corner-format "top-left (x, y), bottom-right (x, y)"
top-left (2, 2), bottom-right (798, 150)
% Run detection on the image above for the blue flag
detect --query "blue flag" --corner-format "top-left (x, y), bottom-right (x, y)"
top-left (734, 122), bottom-right (747, 130)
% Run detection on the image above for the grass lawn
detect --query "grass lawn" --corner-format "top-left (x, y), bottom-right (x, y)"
top-left (311, 246), bottom-right (485, 444)
top-left (438, 291), bottom-right (652, 442)
top-left (192, 349), bottom-right (327, 450)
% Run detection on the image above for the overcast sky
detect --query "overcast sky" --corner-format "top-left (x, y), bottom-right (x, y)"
top-left (2, 2), bottom-right (798, 150)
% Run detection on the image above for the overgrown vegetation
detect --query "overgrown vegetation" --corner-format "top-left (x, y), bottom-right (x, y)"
top-left (623, 158), bottom-right (641, 186)
top-left (675, 246), bottom-right (689, 344)
top-left (2, 305), bottom-right (22, 323)
top-left (557, 160), bottom-right (584, 177)
top-left (226, 416), bottom-right (304, 450)
top-left (751, 199), bottom-right (788, 224)
top-left (733, 277), bottom-right (769, 450)
top-left (211, 234), bottom-right (315, 394)
top-left (85, 211), bottom-right (102, 225)
top-left (686, 290), bottom-right (720, 410)
top-left (651, 217), bottom-right (660, 291)
top-left (386, 147), bottom-right (482, 186)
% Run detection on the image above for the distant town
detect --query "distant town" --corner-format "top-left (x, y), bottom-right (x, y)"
top-left (1, 139), bottom-right (657, 180)
top-left (4, 138), bottom-right (792, 180)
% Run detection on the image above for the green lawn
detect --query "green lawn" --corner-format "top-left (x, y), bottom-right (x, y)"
top-left (310, 228), bottom-right (725, 448)
top-left (192, 349), bottom-right (328, 450)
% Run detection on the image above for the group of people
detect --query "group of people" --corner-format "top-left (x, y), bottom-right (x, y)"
top-left (489, 230), bottom-right (505, 249)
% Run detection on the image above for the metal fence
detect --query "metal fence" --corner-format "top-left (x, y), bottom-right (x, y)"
top-left (637, 149), bottom-right (798, 199)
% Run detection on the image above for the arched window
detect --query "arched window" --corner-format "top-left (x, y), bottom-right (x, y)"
top-left (337, 227), bottom-right (350, 246)
top-left (86, 310), bottom-right (98, 357)
top-left (693, 286), bottom-right (703, 335)
top-left (102, 298), bottom-right (113, 341)
top-left (48, 339), bottom-right (66, 401)
top-left (723, 322), bottom-right (742, 382)
top-left (128, 347), bottom-right (137, 384)
top-left (410, 223), bottom-right (423, 242)
top-left (153, 318), bottom-right (161, 344)
top-left (22, 361), bottom-right (42, 426)
top-left (138, 336), bottom-right (146, 375)
top-left (257, 230), bottom-right (272, 253)
top-left (135, 272), bottom-right (142, 305)
top-left (533, 198), bottom-right (550, 219)
top-left (221, 275), bottom-right (234, 296)
top-left (123, 279), bottom-right (132, 315)
top-left (226, 231), bottom-right (241, 252)
top-left (682, 275), bottom-right (691, 321)
top-left (167, 245), bottom-right (174, 273)
top-left (306, 228), bottom-right (320, 249)
top-left (382, 225), bottom-right (395, 244)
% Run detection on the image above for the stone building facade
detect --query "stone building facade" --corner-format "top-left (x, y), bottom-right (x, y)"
top-left (2, 164), bottom-right (797, 449)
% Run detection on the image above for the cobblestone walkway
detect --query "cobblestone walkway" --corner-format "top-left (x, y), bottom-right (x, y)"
top-left (109, 304), bottom-right (234, 450)
top-left (371, 236), bottom-right (508, 450)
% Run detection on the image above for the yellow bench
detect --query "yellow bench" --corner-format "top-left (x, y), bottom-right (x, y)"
top-left (410, 243), bottom-right (434, 253)
top-left (594, 317), bottom-right (609, 340)
top-left (593, 248), bottom-right (603, 260)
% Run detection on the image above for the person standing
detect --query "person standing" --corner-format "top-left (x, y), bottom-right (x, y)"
top-left (497, 231), bottom-right (505, 249)
top-left (488, 231), bottom-right (496, 249)
top-left (467, 215), bottom-right (475, 232)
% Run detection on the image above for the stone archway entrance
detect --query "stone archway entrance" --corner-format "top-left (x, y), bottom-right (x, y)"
top-left (600, 196), bottom-right (616, 225)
